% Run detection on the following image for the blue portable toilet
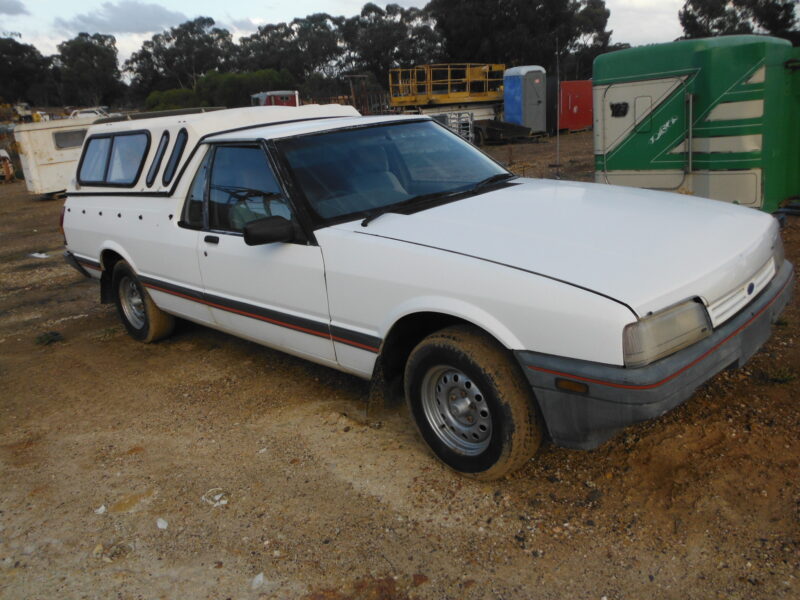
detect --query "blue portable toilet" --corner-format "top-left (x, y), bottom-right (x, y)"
top-left (504, 66), bottom-right (547, 133)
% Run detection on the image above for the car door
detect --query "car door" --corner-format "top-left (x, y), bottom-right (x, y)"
top-left (145, 147), bottom-right (215, 326)
top-left (195, 143), bottom-right (336, 365)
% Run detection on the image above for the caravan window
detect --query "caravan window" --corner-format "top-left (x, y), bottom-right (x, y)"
top-left (53, 129), bottom-right (87, 149)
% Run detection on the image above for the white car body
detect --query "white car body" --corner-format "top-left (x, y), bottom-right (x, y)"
top-left (62, 105), bottom-right (793, 469)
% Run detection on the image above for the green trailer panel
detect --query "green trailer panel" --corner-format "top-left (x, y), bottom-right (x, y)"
top-left (593, 35), bottom-right (800, 212)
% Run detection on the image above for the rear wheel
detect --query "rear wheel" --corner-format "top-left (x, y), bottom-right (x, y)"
top-left (404, 325), bottom-right (541, 479)
top-left (113, 261), bottom-right (174, 343)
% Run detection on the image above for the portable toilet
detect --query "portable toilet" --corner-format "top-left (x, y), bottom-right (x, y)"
top-left (504, 66), bottom-right (547, 133)
top-left (593, 35), bottom-right (800, 212)
top-left (559, 80), bottom-right (593, 132)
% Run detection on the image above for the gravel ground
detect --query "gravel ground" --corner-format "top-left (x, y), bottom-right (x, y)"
top-left (1, 134), bottom-right (798, 599)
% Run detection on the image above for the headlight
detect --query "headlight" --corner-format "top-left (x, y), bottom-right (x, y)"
top-left (623, 300), bottom-right (712, 368)
top-left (772, 229), bottom-right (785, 273)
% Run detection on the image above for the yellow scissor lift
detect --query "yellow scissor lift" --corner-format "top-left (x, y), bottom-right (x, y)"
top-left (389, 63), bottom-right (505, 107)
top-left (388, 63), bottom-right (532, 144)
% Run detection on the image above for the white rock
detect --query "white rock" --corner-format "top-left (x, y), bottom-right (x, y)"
top-left (156, 518), bottom-right (168, 530)
top-left (251, 572), bottom-right (265, 589)
top-left (94, 505), bottom-right (107, 515)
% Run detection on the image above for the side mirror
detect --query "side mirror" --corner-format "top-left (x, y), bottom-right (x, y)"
top-left (243, 216), bottom-right (295, 246)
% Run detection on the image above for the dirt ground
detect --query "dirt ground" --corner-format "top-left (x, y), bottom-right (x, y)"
top-left (1, 132), bottom-right (798, 599)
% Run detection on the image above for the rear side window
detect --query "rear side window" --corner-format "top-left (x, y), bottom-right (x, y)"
top-left (78, 131), bottom-right (150, 186)
top-left (162, 128), bottom-right (188, 186)
top-left (79, 137), bottom-right (111, 182)
top-left (146, 131), bottom-right (170, 187)
top-left (53, 129), bottom-right (86, 149)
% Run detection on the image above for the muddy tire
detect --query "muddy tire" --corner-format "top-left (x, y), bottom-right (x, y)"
top-left (404, 325), bottom-right (541, 479)
top-left (113, 261), bottom-right (174, 343)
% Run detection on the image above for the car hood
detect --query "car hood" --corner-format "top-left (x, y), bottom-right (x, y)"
top-left (332, 178), bottom-right (778, 317)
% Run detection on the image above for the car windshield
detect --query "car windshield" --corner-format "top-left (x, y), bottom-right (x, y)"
top-left (277, 120), bottom-right (509, 222)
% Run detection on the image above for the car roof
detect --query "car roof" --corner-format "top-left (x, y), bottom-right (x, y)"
top-left (204, 114), bottom-right (431, 143)
top-left (84, 105), bottom-right (362, 139)
top-left (71, 105), bottom-right (364, 194)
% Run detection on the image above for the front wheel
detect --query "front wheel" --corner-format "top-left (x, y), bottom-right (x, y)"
top-left (404, 325), bottom-right (542, 479)
top-left (113, 261), bottom-right (174, 343)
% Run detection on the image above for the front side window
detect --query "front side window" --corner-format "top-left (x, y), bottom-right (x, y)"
top-left (277, 120), bottom-right (508, 222)
top-left (182, 148), bottom-right (212, 229)
top-left (207, 145), bottom-right (291, 232)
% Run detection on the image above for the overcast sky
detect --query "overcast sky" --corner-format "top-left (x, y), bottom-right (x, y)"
top-left (2, 0), bottom-right (686, 63)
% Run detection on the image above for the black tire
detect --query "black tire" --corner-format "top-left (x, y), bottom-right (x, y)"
top-left (404, 325), bottom-right (541, 480)
top-left (112, 261), bottom-right (174, 343)
top-left (473, 128), bottom-right (484, 147)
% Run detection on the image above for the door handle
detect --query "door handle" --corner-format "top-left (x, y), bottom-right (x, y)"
top-left (204, 235), bottom-right (219, 244)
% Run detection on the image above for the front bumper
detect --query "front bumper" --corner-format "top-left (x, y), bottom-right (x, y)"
top-left (515, 260), bottom-right (795, 449)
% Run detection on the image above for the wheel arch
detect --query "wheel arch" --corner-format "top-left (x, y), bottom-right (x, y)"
top-left (98, 244), bottom-right (137, 304)
top-left (374, 307), bottom-right (521, 404)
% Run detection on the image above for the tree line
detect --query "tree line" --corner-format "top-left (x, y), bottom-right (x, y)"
top-left (1, 0), bottom-right (797, 110)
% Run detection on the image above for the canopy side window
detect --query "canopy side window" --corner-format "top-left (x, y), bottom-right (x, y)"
top-left (77, 131), bottom-right (150, 187)
top-left (163, 128), bottom-right (188, 186)
top-left (146, 131), bottom-right (170, 187)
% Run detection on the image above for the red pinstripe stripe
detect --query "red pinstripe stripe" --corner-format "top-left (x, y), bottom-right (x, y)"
top-left (144, 282), bottom-right (379, 352)
top-left (329, 334), bottom-right (379, 352)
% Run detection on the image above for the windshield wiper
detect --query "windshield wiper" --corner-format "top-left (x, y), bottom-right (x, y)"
top-left (360, 188), bottom-right (465, 227)
top-left (470, 172), bottom-right (517, 191)
top-left (359, 173), bottom-right (517, 228)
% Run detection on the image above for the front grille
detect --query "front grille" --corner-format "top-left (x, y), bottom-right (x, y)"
top-left (707, 257), bottom-right (775, 327)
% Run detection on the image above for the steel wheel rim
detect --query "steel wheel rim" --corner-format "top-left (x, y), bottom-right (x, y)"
top-left (420, 365), bottom-right (492, 456)
top-left (119, 276), bottom-right (146, 329)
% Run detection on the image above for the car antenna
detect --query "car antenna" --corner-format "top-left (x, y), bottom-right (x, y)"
top-left (547, 36), bottom-right (562, 179)
top-left (554, 34), bottom-right (561, 180)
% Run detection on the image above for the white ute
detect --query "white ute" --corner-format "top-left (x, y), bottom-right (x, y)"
top-left (62, 105), bottom-right (794, 479)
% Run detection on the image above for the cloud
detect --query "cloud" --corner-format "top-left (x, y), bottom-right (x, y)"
top-left (0, 0), bottom-right (28, 16)
top-left (54, 1), bottom-right (187, 34)
top-left (229, 17), bottom-right (259, 30)
top-left (606, 0), bottom-right (683, 46)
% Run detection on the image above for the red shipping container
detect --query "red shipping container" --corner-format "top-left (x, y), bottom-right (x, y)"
top-left (251, 91), bottom-right (300, 106)
top-left (559, 80), bottom-right (593, 132)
